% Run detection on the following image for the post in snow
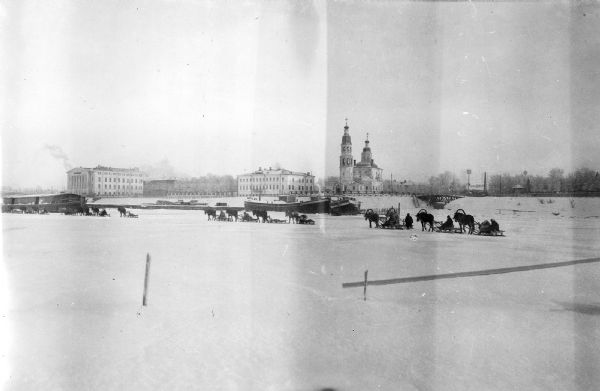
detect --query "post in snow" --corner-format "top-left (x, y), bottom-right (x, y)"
top-left (142, 253), bottom-right (151, 306)
top-left (363, 270), bottom-right (368, 301)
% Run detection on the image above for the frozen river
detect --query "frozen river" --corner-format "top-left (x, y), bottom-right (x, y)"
top-left (2, 197), bottom-right (600, 390)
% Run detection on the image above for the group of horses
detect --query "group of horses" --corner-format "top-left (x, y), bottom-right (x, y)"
top-left (415, 208), bottom-right (475, 233)
top-left (365, 207), bottom-right (502, 235)
top-left (63, 206), bottom-right (138, 218)
top-left (415, 208), bottom-right (501, 235)
top-left (204, 208), bottom-right (315, 225)
top-left (64, 206), bottom-right (109, 217)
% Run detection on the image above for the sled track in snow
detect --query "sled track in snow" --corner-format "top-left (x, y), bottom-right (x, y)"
top-left (342, 257), bottom-right (600, 288)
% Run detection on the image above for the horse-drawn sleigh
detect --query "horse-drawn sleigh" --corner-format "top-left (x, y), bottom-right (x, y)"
top-left (430, 208), bottom-right (504, 236)
top-left (364, 208), bottom-right (406, 229)
top-left (367, 207), bottom-right (505, 236)
top-left (205, 208), bottom-right (316, 225)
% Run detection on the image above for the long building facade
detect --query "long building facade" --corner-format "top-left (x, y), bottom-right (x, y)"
top-left (143, 177), bottom-right (237, 197)
top-left (67, 166), bottom-right (144, 197)
top-left (237, 167), bottom-right (315, 197)
top-left (335, 121), bottom-right (384, 194)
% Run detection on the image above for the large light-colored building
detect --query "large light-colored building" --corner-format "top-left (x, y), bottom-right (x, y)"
top-left (335, 121), bottom-right (384, 194)
top-left (237, 167), bottom-right (315, 197)
top-left (67, 166), bottom-right (144, 197)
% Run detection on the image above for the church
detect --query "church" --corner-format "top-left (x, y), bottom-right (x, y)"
top-left (334, 120), bottom-right (383, 194)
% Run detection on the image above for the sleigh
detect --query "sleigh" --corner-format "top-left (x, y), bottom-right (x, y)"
top-left (378, 218), bottom-right (406, 229)
top-left (297, 215), bottom-right (316, 225)
top-left (473, 224), bottom-right (505, 236)
top-left (475, 229), bottom-right (505, 236)
top-left (377, 207), bottom-right (406, 229)
top-left (432, 221), bottom-right (464, 234)
top-left (268, 218), bottom-right (289, 224)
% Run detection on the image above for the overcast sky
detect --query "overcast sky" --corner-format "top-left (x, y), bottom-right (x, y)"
top-left (1, 0), bottom-right (599, 189)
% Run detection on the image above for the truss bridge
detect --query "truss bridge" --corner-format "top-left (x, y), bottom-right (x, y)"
top-left (416, 194), bottom-right (464, 209)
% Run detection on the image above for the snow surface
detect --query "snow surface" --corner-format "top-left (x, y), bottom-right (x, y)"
top-left (2, 197), bottom-right (600, 390)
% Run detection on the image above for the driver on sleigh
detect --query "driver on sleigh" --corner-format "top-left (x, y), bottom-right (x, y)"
top-left (439, 215), bottom-right (454, 231)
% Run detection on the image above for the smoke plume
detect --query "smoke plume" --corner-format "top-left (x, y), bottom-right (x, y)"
top-left (140, 159), bottom-right (190, 180)
top-left (44, 144), bottom-right (72, 170)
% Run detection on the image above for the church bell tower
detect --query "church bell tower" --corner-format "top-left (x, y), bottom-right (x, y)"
top-left (339, 119), bottom-right (354, 185)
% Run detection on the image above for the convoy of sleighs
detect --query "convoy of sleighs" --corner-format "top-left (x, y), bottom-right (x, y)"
top-left (3, 193), bottom-right (502, 234)
top-left (364, 207), bottom-right (504, 236)
top-left (2, 193), bottom-right (136, 218)
top-left (204, 207), bottom-right (315, 225)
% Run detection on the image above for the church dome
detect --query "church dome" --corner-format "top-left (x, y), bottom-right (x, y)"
top-left (342, 133), bottom-right (352, 144)
top-left (342, 123), bottom-right (352, 145)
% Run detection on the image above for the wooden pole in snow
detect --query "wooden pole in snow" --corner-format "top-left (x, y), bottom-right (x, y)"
top-left (142, 253), bottom-right (151, 306)
top-left (363, 270), bottom-right (368, 301)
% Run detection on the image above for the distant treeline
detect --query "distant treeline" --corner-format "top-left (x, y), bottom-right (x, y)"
top-left (327, 167), bottom-right (600, 195)
top-left (171, 175), bottom-right (237, 194)
top-left (416, 168), bottom-right (600, 195)
top-left (487, 168), bottom-right (600, 195)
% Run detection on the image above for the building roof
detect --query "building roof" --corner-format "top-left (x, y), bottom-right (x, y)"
top-left (239, 167), bottom-right (313, 177)
top-left (3, 193), bottom-right (82, 200)
top-left (67, 166), bottom-right (142, 173)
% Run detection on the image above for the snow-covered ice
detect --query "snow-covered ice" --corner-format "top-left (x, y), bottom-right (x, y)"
top-left (2, 197), bottom-right (600, 390)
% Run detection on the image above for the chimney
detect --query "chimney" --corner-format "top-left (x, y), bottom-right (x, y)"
top-left (484, 172), bottom-right (487, 192)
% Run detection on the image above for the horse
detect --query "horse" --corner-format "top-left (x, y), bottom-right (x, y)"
top-left (364, 209), bottom-right (380, 228)
top-left (416, 209), bottom-right (435, 231)
top-left (118, 206), bottom-right (127, 217)
top-left (226, 209), bottom-right (239, 222)
top-left (91, 207), bottom-right (100, 216)
top-left (285, 210), bottom-right (300, 224)
top-left (252, 210), bottom-right (269, 223)
top-left (204, 208), bottom-right (217, 221)
top-left (453, 209), bottom-right (476, 234)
